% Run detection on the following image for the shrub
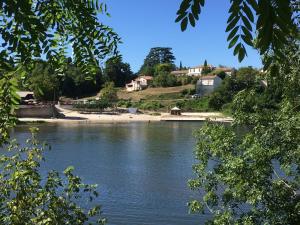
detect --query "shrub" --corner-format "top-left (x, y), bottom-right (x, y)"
top-left (135, 101), bottom-right (163, 111)
top-left (152, 72), bottom-right (180, 87)
top-left (181, 88), bottom-right (196, 96)
top-left (117, 99), bottom-right (132, 108)
top-left (0, 128), bottom-right (106, 224)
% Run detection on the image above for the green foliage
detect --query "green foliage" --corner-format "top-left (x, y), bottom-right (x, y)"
top-left (139, 47), bottom-right (176, 75)
top-left (0, 1), bottom-right (120, 223)
top-left (152, 72), bottom-right (179, 87)
top-left (208, 67), bottom-right (259, 110)
top-left (100, 82), bottom-right (118, 102)
top-left (181, 88), bottom-right (196, 96)
top-left (212, 70), bottom-right (227, 80)
top-left (176, 97), bottom-right (211, 112)
top-left (176, 0), bottom-right (298, 63)
top-left (0, 128), bottom-right (106, 224)
top-left (0, 0), bottom-right (120, 76)
top-left (0, 69), bottom-right (20, 146)
top-left (103, 57), bottom-right (133, 87)
top-left (116, 99), bottom-right (133, 108)
top-left (26, 61), bottom-right (103, 100)
top-left (28, 61), bottom-right (59, 101)
top-left (154, 63), bottom-right (174, 75)
top-left (134, 101), bottom-right (163, 111)
top-left (61, 63), bottom-right (102, 98)
top-left (177, 76), bottom-right (193, 85)
top-left (201, 59), bottom-right (211, 75)
top-left (189, 40), bottom-right (300, 224)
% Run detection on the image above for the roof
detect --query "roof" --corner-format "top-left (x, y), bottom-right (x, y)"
top-left (191, 64), bottom-right (215, 69)
top-left (200, 75), bottom-right (218, 80)
top-left (138, 75), bottom-right (153, 80)
top-left (171, 70), bottom-right (188, 75)
top-left (171, 106), bottom-right (181, 111)
top-left (16, 91), bottom-right (34, 98)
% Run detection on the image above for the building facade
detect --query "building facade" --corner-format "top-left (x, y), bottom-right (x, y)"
top-left (196, 75), bottom-right (223, 96)
top-left (126, 76), bottom-right (153, 92)
top-left (187, 65), bottom-right (215, 76)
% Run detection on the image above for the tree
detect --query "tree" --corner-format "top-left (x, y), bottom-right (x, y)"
top-left (28, 61), bottom-right (60, 101)
top-left (100, 82), bottom-right (118, 102)
top-left (103, 57), bottom-right (133, 87)
top-left (0, 128), bottom-right (106, 224)
top-left (201, 59), bottom-right (211, 75)
top-left (176, 0), bottom-right (298, 63)
top-left (154, 63), bottom-right (174, 76)
top-left (152, 72), bottom-right (179, 87)
top-left (190, 44), bottom-right (300, 223)
top-left (0, 0), bottom-right (120, 223)
top-left (62, 63), bottom-right (103, 98)
top-left (181, 3), bottom-right (300, 222)
top-left (139, 47), bottom-right (176, 75)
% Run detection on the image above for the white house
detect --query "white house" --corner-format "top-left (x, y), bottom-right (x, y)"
top-left (126, 76), bottom-right (153, 92)
top-left (126, 80), bottom-right (142, 92)
top-left (196, 75), bottom-right (223, 96)
top-left (137, 76), bottom-right (153, 88)
top-left (187, 64), bottom-right (215, 76)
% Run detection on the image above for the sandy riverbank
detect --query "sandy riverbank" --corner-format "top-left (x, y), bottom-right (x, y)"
top-left (18, 110), bottom-right (233, 123)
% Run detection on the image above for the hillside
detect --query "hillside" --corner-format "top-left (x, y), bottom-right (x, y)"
top-left (117, 84), bottom-right (195, 101)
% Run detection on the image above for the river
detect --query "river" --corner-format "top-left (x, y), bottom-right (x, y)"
top-left (11, 122), bottom-right (210, 225)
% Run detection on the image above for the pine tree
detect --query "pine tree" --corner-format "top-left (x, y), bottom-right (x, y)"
top-left (179, 61), bottom-right (183, 70)
top-left (139, 47), bottom-right (176, 75)
top-left (201, 59), bottom-right (211, 75)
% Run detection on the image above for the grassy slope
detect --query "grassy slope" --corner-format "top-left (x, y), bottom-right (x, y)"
top-left (117, 84), bottom-right (195, 101)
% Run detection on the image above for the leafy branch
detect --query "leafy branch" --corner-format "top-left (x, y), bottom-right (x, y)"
top-left (176, 0), bottom-right (297, 63)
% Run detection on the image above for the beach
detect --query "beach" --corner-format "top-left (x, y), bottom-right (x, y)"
top-left (18, 108), bottom-right (233, 123)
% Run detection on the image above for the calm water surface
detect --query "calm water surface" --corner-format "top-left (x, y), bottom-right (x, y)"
top-left (11, 122), bottom-right (209, 225)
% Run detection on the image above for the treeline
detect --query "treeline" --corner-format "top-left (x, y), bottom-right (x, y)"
top-left (138, 47), bottom-right (229, 88)
top-left (138, 47), bottom-right (195, 87)
top-left (21, 57), bottom-right (133, 101)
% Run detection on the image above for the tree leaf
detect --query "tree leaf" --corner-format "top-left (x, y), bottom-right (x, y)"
top-left (226, 16), bottom-right (240, 32)
top-left (181, 17), bottom-right (188, 31)
top-left (228, 35), bottom-right (239, 49)
top-left (227, 26), bottom-right (239, 41)
top-left (189, 13), bottom-right (196, 27)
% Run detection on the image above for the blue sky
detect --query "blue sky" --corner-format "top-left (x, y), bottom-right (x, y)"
top-left (101, 0), bottom-right (262, 72)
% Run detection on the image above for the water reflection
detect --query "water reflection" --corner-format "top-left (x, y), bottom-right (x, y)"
top-left (11, 122), bottom-right (207, 225)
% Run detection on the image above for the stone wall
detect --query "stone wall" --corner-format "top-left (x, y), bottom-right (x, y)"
top-left (16, 105), bottom-right (58, 118)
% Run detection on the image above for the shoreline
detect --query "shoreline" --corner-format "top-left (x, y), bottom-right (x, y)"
top-left (18, 112), bottom-right (233, 124)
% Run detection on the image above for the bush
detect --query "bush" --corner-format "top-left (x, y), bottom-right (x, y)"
top-left (181, 88), bottom-right (196, 96)
top-left (117, 99), bottom-right (132, 108)
top-left (100, 82), bottom-right (118, 102)
top-left (0, 128), bottom-right (106, 224)
top-left (176, 97), bottom-right (211, 112)
top-left (177, 76), bottom-right (193, 85)
top-left (135, 101), bottom-right (163, 111)
top-left (208, 92), bottom-right (226, 110)
top-left (29, 61), bottom-right (59, 101)
top-left (61, 64), bottom-right (102, 98)
top-left (152, 72), bottom-right (180, 87)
